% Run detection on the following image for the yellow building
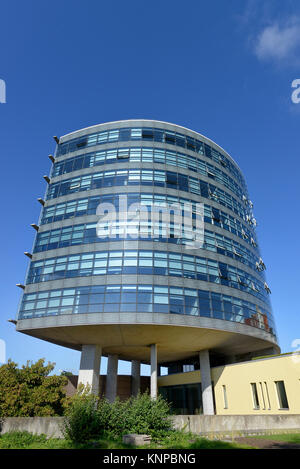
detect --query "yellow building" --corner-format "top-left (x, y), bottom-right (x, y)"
top-left (158, 353), bottom-right (300, 415)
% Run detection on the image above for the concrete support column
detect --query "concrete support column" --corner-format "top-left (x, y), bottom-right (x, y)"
top-left (131, 360), bottom-right (141, 397)
top-left (199, 350), bottom-right (214, 415)
top-left (150, 344), bottom-right (157, 400)
top-left (78, 345), bottom-right (102, 395)
top-left (105, 354), bottom-right (118, 402)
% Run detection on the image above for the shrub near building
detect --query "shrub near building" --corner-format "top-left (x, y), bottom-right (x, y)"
top-left (63, 388), bottom-right (172, 443)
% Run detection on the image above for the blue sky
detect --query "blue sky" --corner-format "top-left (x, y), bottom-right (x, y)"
top-left (0, 0), bottom-right (299, 376)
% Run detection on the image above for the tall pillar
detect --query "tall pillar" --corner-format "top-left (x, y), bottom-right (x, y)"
top-left (150, 344), bottom-right (157, 400)
top-left (199, 350), bottom-right (214, 415)
top-left (105, 354), bottom-right (118, 402)
top-left (131, 360), bottom-right (141, 397)
top-left (78, 345), bottom-right (102, 395)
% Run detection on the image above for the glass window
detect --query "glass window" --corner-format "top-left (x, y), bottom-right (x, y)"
top-left (89, 293), bottom-right (104, 303)
top-left (139, 258), bottom-right (152, 267)
top-left (61, 298), bottom-right (74, 306)
top-left (138, 303), bottom-right (153, 312)
top-left (275, 381), bottom-right (289, 409)
top-left (104, 303), bottom-right (119, 312)
top-left (105, 293), bottom-right (120, 303)
top-left (251, 383), bottom-right (260, 409)
top-left (154, 286), bottom-right (168, 294)
top-left (48, 298), bottom-right (60, 307)
top-left (121, 292), bottom-right (136, 302)
top-left (120, 303), bottom-right (136, 312)
top-left (88, 304), bottom-right (103, 313)
top-left (170, 295), bottom-right (184, 305)
top-left (137, 291), bottom-right (153, 303)
top-left (154, 294), bottom-right (168, 304)
top-left (108, 259), bottom-right (122, 267)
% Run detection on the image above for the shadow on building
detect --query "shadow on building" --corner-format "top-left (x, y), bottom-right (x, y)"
top-left (65, 374), bottom-right (150, 400)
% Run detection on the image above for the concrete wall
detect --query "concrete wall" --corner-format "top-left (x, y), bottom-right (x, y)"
top-left (0, 417), bottom-right (65, 438)
top-left (172, 414), bottom-right (300, 436)
top-left (158, 353), bottom-right (300, 415)
top-left (1, 415), bottom-right (300, 439)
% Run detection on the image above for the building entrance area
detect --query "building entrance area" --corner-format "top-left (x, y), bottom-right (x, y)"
top-left (159, 383), bottom-right (203, 415)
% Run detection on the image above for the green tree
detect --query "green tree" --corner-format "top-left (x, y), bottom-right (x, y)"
top-left (0, 359), bottom-right (68, 417)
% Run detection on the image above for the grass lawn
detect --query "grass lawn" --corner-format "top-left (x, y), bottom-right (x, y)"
top-left (0, 431), bottom-right (252, 450)
top-left (252, 433), bottom-right (300, 444)
top-left (0, 431), bottom-right (132, 449)
top-left (232, 432), bottom-right (300, 449)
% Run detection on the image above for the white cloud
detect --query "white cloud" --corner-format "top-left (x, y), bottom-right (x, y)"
top-left (255, 19), bottom-right (300, 61)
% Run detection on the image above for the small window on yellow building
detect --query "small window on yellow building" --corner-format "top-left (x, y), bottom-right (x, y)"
top-left (275, 381), bottom-right (289, 410)
top-left (251, 383), bottom-right (260, 409)
top-left (259, 382), bottom-right (266, 410)
top-left (264, 382), bottom-right (271, 410)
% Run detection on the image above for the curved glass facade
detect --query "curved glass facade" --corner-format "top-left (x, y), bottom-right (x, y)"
top-left (25, 249), bottom-right (269, 301)
top-left (32, 229), bottom-right (261, 272)
top-left (17, 120), bottom-right (277, 347)
top-left (55, 126), bottom-right (246, 189)
top-left (47, 168), bottom-right (249, 220)
top-left (51, 146), bottom-right (245, 199)
top-left (40, 193), bottom-right (257, 245)
top-left (18, 285), bottom-right (274, 336)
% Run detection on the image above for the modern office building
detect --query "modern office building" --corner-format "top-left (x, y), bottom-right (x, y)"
top-left (15, 120), bottom-right (279, 413)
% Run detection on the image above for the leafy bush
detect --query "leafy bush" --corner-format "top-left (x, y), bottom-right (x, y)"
top-left (0, 359), bottom-right (68, 417)
top-left (63, 386), bottom-right (101, 443)
top-left (63, 390), bottom-right (172, 443)
top-left (98, 392), bottom-right (172, 438)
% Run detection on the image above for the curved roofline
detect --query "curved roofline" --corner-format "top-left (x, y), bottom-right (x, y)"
top-left (16, 312), bottom-right (279, 358)
top-left (58, 119), bottom-right (242, 174)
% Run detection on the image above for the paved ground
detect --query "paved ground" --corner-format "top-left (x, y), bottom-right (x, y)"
top-left (234, 437), bottom-right (300, 449)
